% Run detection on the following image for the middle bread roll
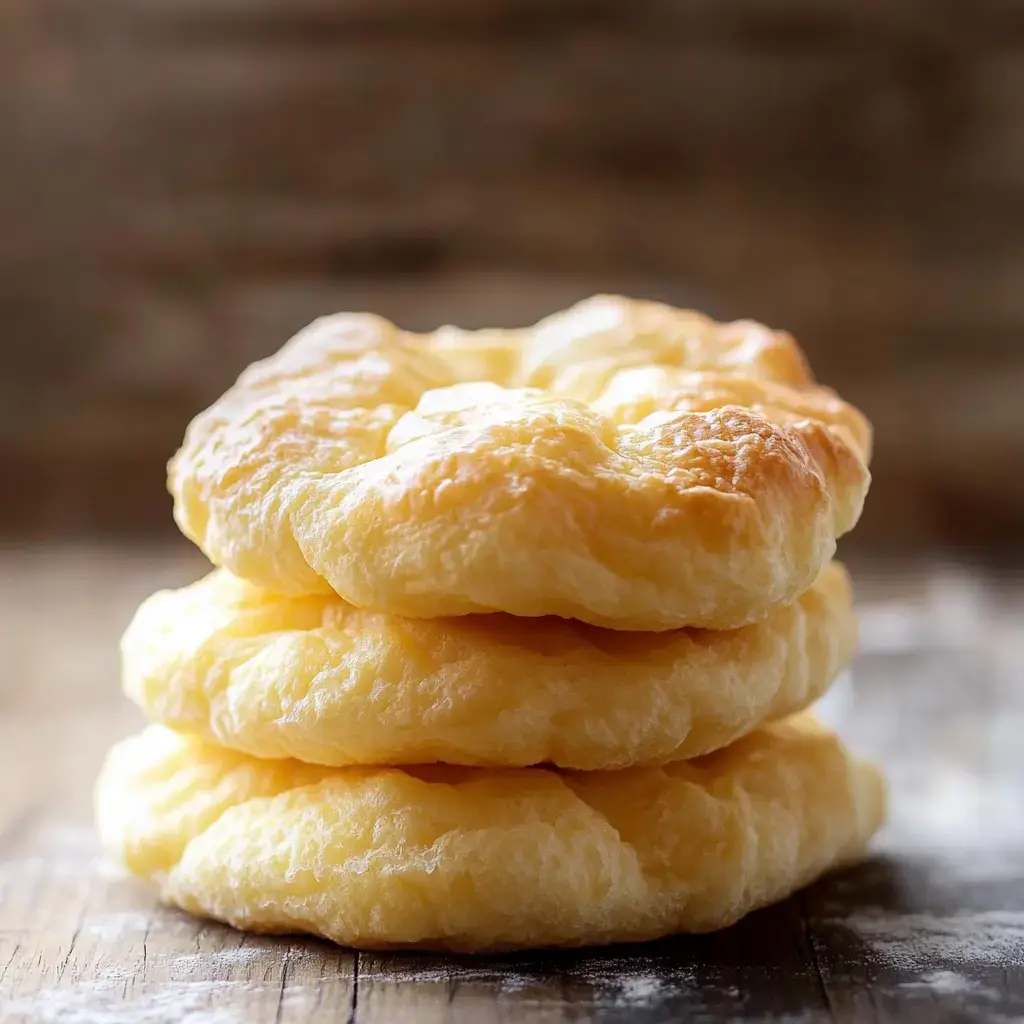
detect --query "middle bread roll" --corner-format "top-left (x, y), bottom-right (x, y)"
top-left (123, 562), bottom-right (855, 770)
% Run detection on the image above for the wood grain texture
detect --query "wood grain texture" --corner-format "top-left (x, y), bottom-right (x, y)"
top-left (1, 1), bottom-right (1023, 548)
top-left (1, 544), bottom-right (1023, 1022)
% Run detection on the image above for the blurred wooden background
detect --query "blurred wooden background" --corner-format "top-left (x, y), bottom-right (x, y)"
top-left (1, 0), bottom-right (1022, 556)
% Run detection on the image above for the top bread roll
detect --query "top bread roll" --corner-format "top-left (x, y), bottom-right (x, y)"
top-left (170, 295), bottom-right (870, 630)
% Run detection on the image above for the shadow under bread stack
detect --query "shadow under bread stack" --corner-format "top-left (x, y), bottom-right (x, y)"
top-left (96, 295), bottom-right (886, 953)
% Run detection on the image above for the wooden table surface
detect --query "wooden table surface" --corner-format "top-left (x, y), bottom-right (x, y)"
top-left (1, 544), bottom-right (1022, 1023)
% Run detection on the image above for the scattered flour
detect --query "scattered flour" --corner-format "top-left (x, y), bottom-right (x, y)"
top-left (838, 910), bottom-right (1024, 970)
top-left (363, 954), bottom-right (740, 1009)
top-left (359, 962), bottom-right (539, 993)
top-left (169, 948), bottom-right (278, 972)
top-left (901, 969), bottom-right (999, 999)
top-left (2, 980), bottom-right (252, 1024)
top-left (566, 957), bottom-right (696, 1005)
top-left (609, 974), bottom-right (674, 1005)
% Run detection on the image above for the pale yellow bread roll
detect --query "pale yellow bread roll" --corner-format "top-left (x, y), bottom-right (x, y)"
top-left (94, 716), bottom-right (886, 952)
top-left (122, 563), bottom-right (856, 769)
top-left (169, 295), bottom-right (871, 630)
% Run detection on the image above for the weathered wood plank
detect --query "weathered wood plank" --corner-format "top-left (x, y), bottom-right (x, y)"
top-left (0, 824), bottom-right (359, 1022)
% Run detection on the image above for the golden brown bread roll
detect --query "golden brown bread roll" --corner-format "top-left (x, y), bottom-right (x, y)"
top-left (122, 563), bottom-right (856, 769)
top-left (95, 716), bottom-right (885, 953)
top-left (169, 295), bottom-right (870, 629)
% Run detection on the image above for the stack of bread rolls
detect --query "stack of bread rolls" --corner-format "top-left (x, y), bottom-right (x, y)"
top-left (96, 296), bottom-right (885, 952)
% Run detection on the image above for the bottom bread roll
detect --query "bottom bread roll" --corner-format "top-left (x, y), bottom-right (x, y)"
top-left (95, 716), bottom-right (885, 953)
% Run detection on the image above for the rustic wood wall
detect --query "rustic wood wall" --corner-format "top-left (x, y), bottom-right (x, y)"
top-left (1, 1), bottom-right (1022, 554)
